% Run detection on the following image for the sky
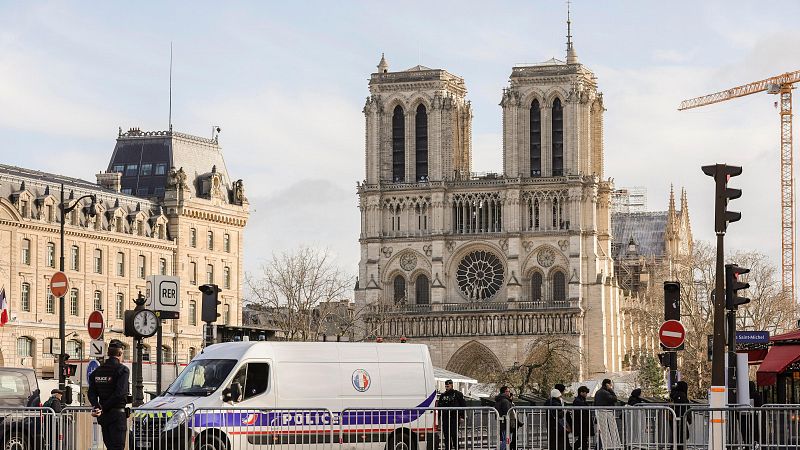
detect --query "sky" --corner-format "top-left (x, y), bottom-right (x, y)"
top-left (2, 1), bottom-right (800, 285)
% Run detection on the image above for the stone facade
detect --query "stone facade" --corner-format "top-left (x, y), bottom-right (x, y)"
top-left (0, 129), bottom-right (248, 375)
top-left (355, 51), bottom-right (626, 380)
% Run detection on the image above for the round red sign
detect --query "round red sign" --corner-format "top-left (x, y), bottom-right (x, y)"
top-left (87, 311), bottom-right (104, 340)
top-left (659, 319), bottom-right (686, 349)
top-left (49, 272), bottom-right (69, 298)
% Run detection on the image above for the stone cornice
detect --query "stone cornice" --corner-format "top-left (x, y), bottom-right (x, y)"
top-left (178, 208), bottom-right (248, 227)
top-left (1, 219), bottom-right (176, 251)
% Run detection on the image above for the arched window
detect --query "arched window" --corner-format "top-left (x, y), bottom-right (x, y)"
top-left (552, 270), bottom-right (566, 302)
top-left (415, 104), bottom-right (428, 181)
top-left (531, 272), bottom-right (543, 301)
top-left (415, 275), bottom-right (430, 305)
top-left (66, 340), bottom-right (83, 359)
top-left (552, 98), bottom-right (564, 176)
top-left (17, 337), bottom-right (33, 358)
top-left (393, 275), bottom-right (406, 304)
top-left (392, 105), bottom-right (405, 182)
top-left (530, 100), bottom-right (542, 176)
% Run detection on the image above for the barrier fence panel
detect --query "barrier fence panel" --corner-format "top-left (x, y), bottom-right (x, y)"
top-left (507, 406), bottom-right (677, 450)
top-left (0, 407), bottom-right (58, 450)
top-left (685, 405), bottom-right (800, 450)
top-left (340, 407), bottom-right (499, 450)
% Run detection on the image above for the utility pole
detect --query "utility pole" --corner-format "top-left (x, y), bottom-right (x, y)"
top-left (663, 281), bottom-right (681, 387)
top-left (131, 292), bottom-right (146, 407)
top-left (725, 264), bottom-right (751, 405)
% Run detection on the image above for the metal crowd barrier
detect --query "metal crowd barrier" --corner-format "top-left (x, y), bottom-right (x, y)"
top-left (683, 405), bottom-right (800, 450)
top-left (340, 407), bottom-right (499, 450)
top-left (507, 405), bottom-right (677, 450)
top-left (0, 407), bottom-right (59, 450)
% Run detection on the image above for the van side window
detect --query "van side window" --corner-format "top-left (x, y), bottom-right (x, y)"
top-left (244, 363), bottom-right (269, 399)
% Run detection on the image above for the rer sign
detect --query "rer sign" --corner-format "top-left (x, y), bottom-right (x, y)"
top-left (146, 275), bottom-right (180, 319)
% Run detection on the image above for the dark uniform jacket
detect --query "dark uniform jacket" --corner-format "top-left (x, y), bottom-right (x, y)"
top-left (88, 358), bottom-right (130, 411)
top-left (438, 389), bottom-right (466, 419)
top-left (594, 387), bottom-right (618, 406)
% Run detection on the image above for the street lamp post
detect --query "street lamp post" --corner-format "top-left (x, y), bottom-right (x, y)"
top-left (58, 183), bottom-right (96, 391)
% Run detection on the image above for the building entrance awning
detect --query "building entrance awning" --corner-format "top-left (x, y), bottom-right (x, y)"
top-left (756, 344), bottom-right (800, 386)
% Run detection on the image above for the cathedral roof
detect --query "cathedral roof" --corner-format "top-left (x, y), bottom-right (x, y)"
top-left (405, 65), bottom-right (434, 71)
top-left (611, 211), bottom-right (670, 260)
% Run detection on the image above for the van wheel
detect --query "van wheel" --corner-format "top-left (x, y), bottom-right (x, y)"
top-left (194, 433), bottom-right (228, 450)
top-left (4, 434), bottom-right (27, 450)
top-left (387, 430), bottom-right (417, 450)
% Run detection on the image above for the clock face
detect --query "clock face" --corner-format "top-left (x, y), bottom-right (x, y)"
top-left (133, 310), bottom-right (159, 337)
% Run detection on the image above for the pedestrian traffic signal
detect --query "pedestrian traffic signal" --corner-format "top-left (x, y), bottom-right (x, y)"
top-left (664, 281), bottom-right (680, 321)
top-left (701, 164), bottom-right (743, 233)
top-left (199, 284), bottom-right (222, 323)
top-left (725, 264), bottom-right (750, 309)
top-left (61, 363), bottom-right (77, 378)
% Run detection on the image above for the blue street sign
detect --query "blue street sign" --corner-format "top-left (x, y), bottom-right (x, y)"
top-left (86, 359), bottom-right (100, 378)
top-left (736, 331), bottom-right (770, 344)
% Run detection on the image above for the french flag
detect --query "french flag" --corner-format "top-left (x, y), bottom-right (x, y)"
top-left (0, 287), bottom-right (8, 327)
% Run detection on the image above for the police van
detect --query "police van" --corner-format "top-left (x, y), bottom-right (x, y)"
top-left (133, 341), bottom-right (438, 450)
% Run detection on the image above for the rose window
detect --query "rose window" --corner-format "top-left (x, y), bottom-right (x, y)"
top-left (456, 250), bottom-right (505, 300)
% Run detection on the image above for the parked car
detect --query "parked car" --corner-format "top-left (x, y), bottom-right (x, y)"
top-left (0, 367), bottom-right (64, 450)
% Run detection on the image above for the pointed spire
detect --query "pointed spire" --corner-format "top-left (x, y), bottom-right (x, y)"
top-left (680, 187), bottom-right (688, 213)
top-left (114, 198), bottom-right (120, 208)
top-left (19, 181), bottom-right (26, 191)
top-left (44, 186), bottom-right (50, 196)
top-left (377, 53), bottom-right (389, 73)
top-left (668, 184), bottom-right (676, 215)
top-left (566, 0), bottom-right (579, 64)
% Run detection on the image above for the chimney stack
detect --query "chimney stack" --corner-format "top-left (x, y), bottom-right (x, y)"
top-left (96, 171), bottom-right (122, 193)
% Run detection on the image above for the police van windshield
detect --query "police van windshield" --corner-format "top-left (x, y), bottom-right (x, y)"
top-left (164, 359), bottom-right (236, 396)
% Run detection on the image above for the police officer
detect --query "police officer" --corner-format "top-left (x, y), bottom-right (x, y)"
top-left (438, 379), bottom-right (466, 450)
top-left (88, 345), bottom-right (130, 450)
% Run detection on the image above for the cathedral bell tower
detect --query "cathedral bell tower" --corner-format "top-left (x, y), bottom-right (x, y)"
top-left (363, 55), bottom-right (472, 184)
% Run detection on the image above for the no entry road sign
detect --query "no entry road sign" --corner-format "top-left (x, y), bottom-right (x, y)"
top-left (49, 272), bottom-right (69, 298)
top-left (87, 311), bottom-right (104, 340)
top-left (659, 320), bottom-right (686, 349)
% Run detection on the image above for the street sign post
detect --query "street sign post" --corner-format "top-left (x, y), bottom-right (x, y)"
top-left (89, 340), bottom-right (106, 358)
top-left (50, 272), bottom-right (69, 298)
top-left (736, 331), bottom-right (770, 344)
top-left (659, 320), bottom-right (686, 349)
top-left (146, 275), bottom-right (180, 319)
top-left (87, 311), bottom-right (104, 340)
top-left (86, 360), bottom-right (100, 378)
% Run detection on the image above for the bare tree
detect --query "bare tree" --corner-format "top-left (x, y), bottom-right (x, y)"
top-left (487, 336), bottom-right (579, 396)
top-left (245, 247), bottom-right (354, 341)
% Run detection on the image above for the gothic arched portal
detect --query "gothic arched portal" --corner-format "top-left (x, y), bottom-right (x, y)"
top-left (446, 340), bottom-right (503, 382)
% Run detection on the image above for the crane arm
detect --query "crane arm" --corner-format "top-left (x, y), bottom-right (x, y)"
top-left (678, 70), bottom-right (800, 110)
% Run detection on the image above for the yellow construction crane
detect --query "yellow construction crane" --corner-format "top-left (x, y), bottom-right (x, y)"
top-left (680, 70), bottom-right (800, 305)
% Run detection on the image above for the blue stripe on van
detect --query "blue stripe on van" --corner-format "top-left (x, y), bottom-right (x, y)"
top-left (190, 390), bottom-right (437, 428)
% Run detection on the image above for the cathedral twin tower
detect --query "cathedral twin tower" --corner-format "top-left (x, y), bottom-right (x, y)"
top-left (356, 44), bottom-right (625, 379)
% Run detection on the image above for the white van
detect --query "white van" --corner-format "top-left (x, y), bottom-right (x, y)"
top-left (133, 341), bottom-right (438, 450)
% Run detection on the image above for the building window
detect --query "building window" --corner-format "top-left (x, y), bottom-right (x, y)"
top-left (530, 99), bottom-right (542, 176)
top-left (138, 255), bottom-right (146, 279)
top-left (190, 262), bottom-right (197, 285)
top-left (20, 283), bottom-right (30, 312)
top-left (21, 239), bottom-right (30, 265)
top-left (69, 289), bottom-right (79, 316)
top-left (155, 164), bottom-right (167, 176)
top-left (223, 234), bottom-right (231, 252)
top-left (531, 272), bottom-right (543, 301)
top-left (161, 345), bottom-right (172, 362)
top-left (45, 204), bottom-right (54, 222)
top-left (415, 275), bottom-right (429, 305)
top-left (224, 267), bottom-right (231, 289)
top-left (393, 275), bottom-right (406, 304)
top-left (159, 258), bottom-right (167, 275)
top-left (552, 98), bottom-right (564, 176)
top-left (116, 252), bottom-right (125, 277)
top-left (112, 164), bottom-right (124, 173)
top-left (93, 290), bottom-right (103, 312)
top-left (20, 200), bottom-right (29, 218)
top-left (224, 304), bottom-right (230, 325)
top-left (94, 249), bottom-right (103, 274)
top-left (552, 270), bottom-right (566, 302)
top-left (46, 243), bottom-right (55, 268)
top-left (207, 231), bottom-right (214, 250)
top-left (188, 347), bottom-right (196, 361)
top-left (46, 293), bottom-right (55, 314)
top-left (116, 293), bottom-right (125, 320)
top-left (188, 300), bottom-right (197, 326)
top-left (415, 104), bottom-right (428, 181)
top-left (66, 340), bottom-right (83, 360)
top-left (190, 228), bottom-right (197, 247)
top-left (140, 163), bottom-right (152, 176)
top-left (125, 165), bottom-right (138, 176)
top-left (206, 264), bottom-right (214, 284)
top-left (115, 216), bottom-right (123, 233)
top-left (392, 105), bottom-right (405, 182)
top-left (70, 245), bottom-right (80, 271)
top-left (17, 337), bottom-right (33, 358)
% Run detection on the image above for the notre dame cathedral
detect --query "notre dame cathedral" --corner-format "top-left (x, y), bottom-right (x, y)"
top-left (354, 32), bottom-right (690, 380)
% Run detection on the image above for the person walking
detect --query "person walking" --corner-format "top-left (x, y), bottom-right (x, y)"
top-left (627, 388), bottom-right (644, 406)
top-left (545, 388), bottom-right (570, 450)
top-left (593, 379), bottom-right (618, 450)
top-left (438, 379), bottom-right (466, 450)
top-left (570, 386), bottom-right (593, 450)
top-left (669, 381), bottom-right (691, 450)
top-left (88, 345), bottom-right (130, 450)
top-left (43, 388), bottom-right (64, 413)
top-left (495, 386), bottom-right (515, 450)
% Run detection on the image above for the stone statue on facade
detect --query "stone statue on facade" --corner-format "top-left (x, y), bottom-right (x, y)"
top-left (233, 179), bottom-right (247, 205)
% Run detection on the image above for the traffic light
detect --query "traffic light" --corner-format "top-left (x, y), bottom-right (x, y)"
top-left (725, 264), bottom-right (750, 309)
top-left (199, 284), bottom-right (222, 323)
top-left (664, 281), bottom-right (680, 321)
top-left (701, 164), bottom-right (742, 233)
